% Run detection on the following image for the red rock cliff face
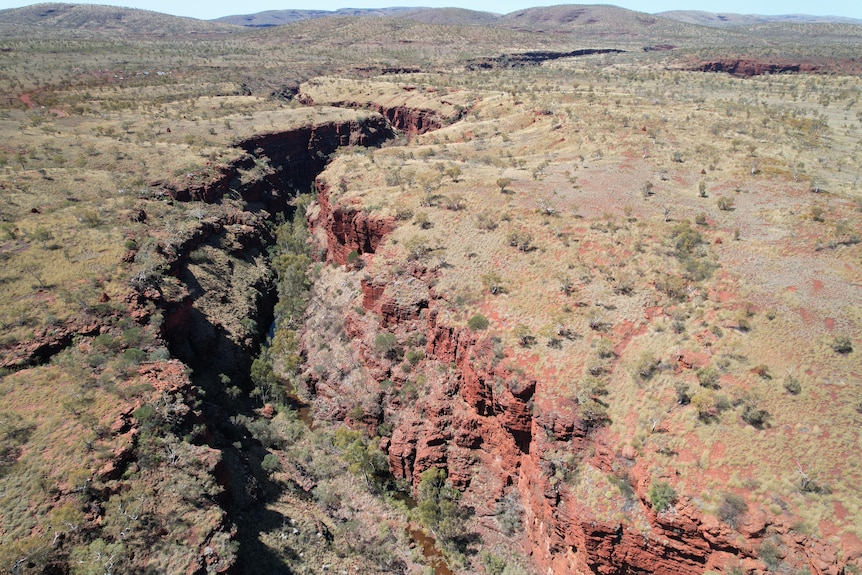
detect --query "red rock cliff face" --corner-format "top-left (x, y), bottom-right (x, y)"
top-left (310, 201), bottom-right (856, 575)
top-left (322, 100), bottom-right (451, 135)
top-left (310, 181), bottom-right (395, 266)
top-left (161, 117), bottom-right (394, 207)
top-left (366, 104), bottom-right (444, 135)
top-left (385, 307), bottom-right (536, 491)
top-left (687, 58), bottom-right (862, 78)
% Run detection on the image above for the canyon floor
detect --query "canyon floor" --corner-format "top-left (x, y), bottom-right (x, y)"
top-left (0, 4), bottom-right (861, 575)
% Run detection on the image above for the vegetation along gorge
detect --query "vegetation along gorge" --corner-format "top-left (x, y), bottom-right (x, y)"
top-left (0, 3), bottom-right (861, 574)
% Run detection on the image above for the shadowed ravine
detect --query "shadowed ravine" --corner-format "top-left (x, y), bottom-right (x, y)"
top-left (159, 102), bottom-right (460, 573)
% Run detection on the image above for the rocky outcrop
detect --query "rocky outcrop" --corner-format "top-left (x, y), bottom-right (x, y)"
top-left (309, 183), bottom-right (858, 575)
top-left (158, 116), bottom-right (394, 207)
top-left (687, 57), bottom-right (862, 77)
top-left (310, 181), bottom-right (394, 266)
top-left (2, 322), bottom-right (77, 368)
top-left (322, 101), bottom-right (448, 134)
top-left (466, 48), bottom-right (625, 70)
top-left (694, 59), bottom-right (814, 77)
top-left (384, 309), bottom-right (536, 489)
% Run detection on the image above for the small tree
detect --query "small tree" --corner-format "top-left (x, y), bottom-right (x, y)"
top-left (496, 177), bottom-right (512, 193)
top-left (416, 467), bottom-right (465, 549)
top-left (648, 480), bottom-right (677, 512)
top-left (334, 428), bottom-right (389, 490)
top-left (250, 349), bottom-right (281, 405)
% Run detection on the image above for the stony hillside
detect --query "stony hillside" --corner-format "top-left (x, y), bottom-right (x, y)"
top-left (0, 2), bottom-right (240, 35)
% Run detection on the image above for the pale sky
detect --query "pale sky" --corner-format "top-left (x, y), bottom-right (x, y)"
top-left (1, 0), bottom-right (860, 22)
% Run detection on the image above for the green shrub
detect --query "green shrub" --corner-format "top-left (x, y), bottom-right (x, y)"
top-left (261, 453), bottom-right (282, 474)
top-left (482, 272), bottom-right (505, 295)
top-left (783, 375), bottom-right (802, 395)
top-left (507, 230), bottom-right (534, 252)
top-left (648, 480), bottom-right (676, 512)
top-left (696, 366), bottom-right (720, 389)
top-left (468, 314), bottom-right (489, 330)
top-left (374, 332), bottom-right (400, 359)
top-left (482, 552), bottom-right (507, 575)
top-left (122, 348), bottom-right (147, 364)
top-left (675, 382), bottom-right (691, 405)
top-left (741, 401), bottom-right (770, 429)
top-left (93, 333), bottom-right (122, 351)
top-left (634, 353), bottom-right (658, 380)
top-left (121, 327), bottom-right (144, 346)
top-left (405, 348), bottom-right (425, 365)
top-left (758, 540), bottom-right (781, 569)
top-left (247, 418), bottom-right (283, 449)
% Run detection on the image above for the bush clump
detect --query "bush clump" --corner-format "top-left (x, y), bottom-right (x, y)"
top-left (717, 492), bottom-right (748, 527)
top-left (783, 375), bottom-right (802, 395)
top-left (831, 335), bottom-right (853, 354)
top-left (261, 453), bottom-right (282, 474)
top-left (468, 314), bottom-right (489, 331)
top-left (648, 480), bottom-right (677, 512)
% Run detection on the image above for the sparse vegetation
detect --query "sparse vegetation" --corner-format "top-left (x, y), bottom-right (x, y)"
top-left (1, 5), bottom-right (860, 575)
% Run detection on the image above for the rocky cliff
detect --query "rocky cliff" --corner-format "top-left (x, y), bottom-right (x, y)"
top-left (686, 57), bottom-right (862, 77)
top-left (159, 117), bottom-right (394, 209)
top-left (307, 180), bottom-right (856, 575)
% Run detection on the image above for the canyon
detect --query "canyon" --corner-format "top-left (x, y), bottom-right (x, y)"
top-left (1, 6), bottom-right (861, 575)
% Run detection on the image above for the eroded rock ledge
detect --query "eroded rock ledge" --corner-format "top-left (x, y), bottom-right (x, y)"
top-left (687, 57), bottom-right (862, 77)
top-left (466, 48), bottom-right (626, 70)
top-left (308, 179), bottom-right (855, 575)
top-left (159, 116), bottom-right (395, 207)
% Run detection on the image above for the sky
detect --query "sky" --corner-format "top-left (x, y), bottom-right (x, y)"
top-left (0, 0), bottom-right (860, 21)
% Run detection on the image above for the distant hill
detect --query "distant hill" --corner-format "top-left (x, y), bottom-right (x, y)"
top-left (499, 4), bottom-right (679, 31)
top-left (658, 10), bottom-right (862, 28)
top-left (0, 2), bottom-right (240, 35)
top-left (216, 4), bottom-right (862, 38)
top-left (214, 9), bottom-right (332, 27)
top-left (219, 4), bottom-right (741, 47)
top-left (394, 8), bottom-right (501, 26)
top-left (214, 7), bottom-right (418, 27)
top-left (493, 4), bottom-right (746, 45)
